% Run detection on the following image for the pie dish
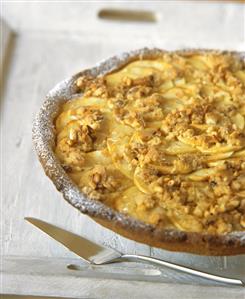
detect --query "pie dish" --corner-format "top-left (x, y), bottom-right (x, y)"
top-left (33, 48), bottom-right (245, 255)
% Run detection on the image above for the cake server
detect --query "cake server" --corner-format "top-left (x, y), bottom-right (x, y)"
top-left (25, 217), bottom-right (244, 286)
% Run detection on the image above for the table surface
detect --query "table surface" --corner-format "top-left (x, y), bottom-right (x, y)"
top-left (1, 1), bottom-right (245, 298)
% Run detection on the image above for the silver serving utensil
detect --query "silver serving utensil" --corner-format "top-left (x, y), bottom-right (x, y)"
top-left (25, 217), bottom-right (244, 286)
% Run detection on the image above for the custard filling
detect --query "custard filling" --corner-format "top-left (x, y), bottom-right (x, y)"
top-left (55, 52), bottom-right (245, 234)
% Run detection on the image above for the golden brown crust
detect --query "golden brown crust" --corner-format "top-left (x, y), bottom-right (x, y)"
top-left (33, 48), bottom-right (245, 255)
top-left (93, 217), bottom-right (245, 256)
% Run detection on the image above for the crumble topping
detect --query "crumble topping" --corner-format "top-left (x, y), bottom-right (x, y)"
top-left (55, 52), bottom-right (245, 233)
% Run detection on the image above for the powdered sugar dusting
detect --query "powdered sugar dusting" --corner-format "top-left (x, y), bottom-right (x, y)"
top-left (32, 48), bottom-right (245, 253)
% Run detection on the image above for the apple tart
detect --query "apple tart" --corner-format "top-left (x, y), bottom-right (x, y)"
top-left (33, 49), bottom-right (245, 255)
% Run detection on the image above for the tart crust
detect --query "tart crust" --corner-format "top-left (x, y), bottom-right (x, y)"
top-left (33, 48), bottom-right (245, 255)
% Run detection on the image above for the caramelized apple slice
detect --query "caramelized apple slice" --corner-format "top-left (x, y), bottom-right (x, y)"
top-left (197, 145), bottom-right (242, 154)
top-left (159, 80), bottom-right (174, 91)
top-left (187, 56), bottom-right (209, 71)
top-left (126, 60), bottom-right (170, 72)
top-left (82, 150), bottom-right (112, 168)
top-left (232, 113), bottom-right (245, 130)
top-left (115, 186), bottom-right (145, 216)
top-left (69, 168), bottom-right (91, 186)
top-left (204, 151), bottom-right (234, 162)
top-left (56, 121), bottom-right (80, 143)
top-left (106, 123), bottom-right (134, 179)
top-left (178, 135), bottom-right (242, 154)
top-left (161, 87), bottom-right (186, 100)
top-left (165, 141), bottom-right (196, 155)
top-left (160, 98), bottom-right (184, 113)
top-left (187, 168), bottom-right (218, 181)
top-left (56, 112), bottom-right (83, 134)
top-left (116, 186), bottom-right (171, 226)
top-left (235, 70), bottom-right (245, 84)
top-left (107, 137), bottom-right (134, 179)
top-left (236, 191), bottom-right (245, 198)
top-left (134, 166), bottom-right (152, 194)
top-left (106, 60), bottom-right (167, 86)
top-left (62, 96), bottom-right (107, 112)
top-left (129, 128), bottom-right (161, 146)
top-left (170, 212), bottom-right (203, 232)
top-left (233, 149), bottom-right (245, 158)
